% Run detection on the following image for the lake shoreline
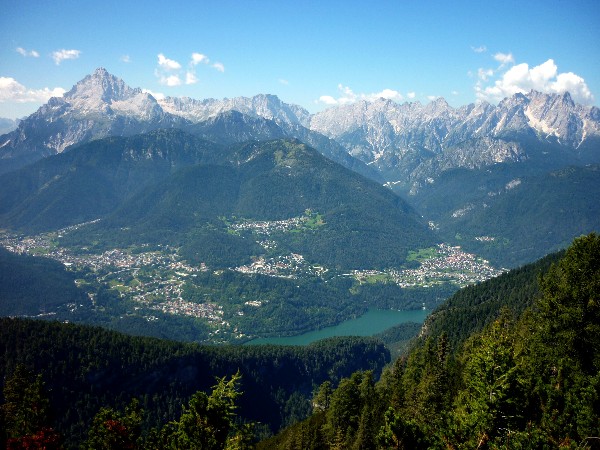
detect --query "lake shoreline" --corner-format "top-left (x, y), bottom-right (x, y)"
top-left (245, 308), bottom-right (429, 346)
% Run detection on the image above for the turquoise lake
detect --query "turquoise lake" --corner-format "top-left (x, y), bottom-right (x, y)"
top-left (246, 308), bottom-right (429, 346)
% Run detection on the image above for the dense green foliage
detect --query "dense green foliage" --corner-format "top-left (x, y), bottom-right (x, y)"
top-left (0, 134), bottom-right (439, 346)
top-left (373, 322), bottom-right (423, 359)
top-left (184, 271), bottom-right (365, 337)
top-left (2, 235), bottom-right (598, 449)
top-left (261, 234), bottom-right (600, 449)
top-left (0, 318), bottom-right (389, 448)
top-left (0, 132), bottom-right (434, 269)
top-left (0, 247), bottom-right (88, 316)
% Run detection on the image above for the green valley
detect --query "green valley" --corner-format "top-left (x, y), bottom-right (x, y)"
top-left (0, 213), bottom-right (502, 343)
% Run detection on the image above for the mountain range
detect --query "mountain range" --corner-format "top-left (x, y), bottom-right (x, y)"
top-left (2, 68), bottom-right (599, 188)
top-left (0, 68), bottom-right (376, 181)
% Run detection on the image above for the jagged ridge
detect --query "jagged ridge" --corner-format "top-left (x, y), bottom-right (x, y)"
top-left (1, 68), bottom-right (599, 187)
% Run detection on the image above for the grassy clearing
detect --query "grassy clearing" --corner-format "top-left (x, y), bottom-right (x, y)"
top-left (406, 246), bottom-right (439, 262)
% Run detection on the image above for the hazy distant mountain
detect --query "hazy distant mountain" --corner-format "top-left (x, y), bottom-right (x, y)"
top-left (159, 93), bottom-right (311, 127)
top-left (0, 117), bottom-right (18, 135)
top-left (0, 68), bottom-right (190, 174)
top-left (186, 110), bottom-right (380, 181)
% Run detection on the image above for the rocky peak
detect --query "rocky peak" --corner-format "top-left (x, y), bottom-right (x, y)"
top-left (497, 92), bottom-right (530, 111)
top-left (158, 93), bottom-right (311, 128)
top-left (424, 97), bottom-right (451, 114)
top-left (65, 67), bottom-right (141, 105)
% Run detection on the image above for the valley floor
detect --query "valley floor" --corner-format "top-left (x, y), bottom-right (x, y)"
top-left (0, 221), bottom-right (504, 344)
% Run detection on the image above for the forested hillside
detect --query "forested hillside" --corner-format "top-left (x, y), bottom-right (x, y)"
top-left (422, 249), bottom-right (562, 349)
top-left (0, 247), bottom-right (88, 316)
top-left (261, 233), bottom-right (600, 449)
top-left (409, 162), bottom-right (600, 268)
top-left (0, 320), bottom-right (388, 448)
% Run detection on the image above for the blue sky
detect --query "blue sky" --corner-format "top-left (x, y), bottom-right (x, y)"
top-left (1, 0), bottom-right (599, 119)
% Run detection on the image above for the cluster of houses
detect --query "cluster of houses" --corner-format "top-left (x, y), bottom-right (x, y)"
top-left (388, 244), bottom-right (503, 288)
top-left (234, 253), bottom-right (327, 279)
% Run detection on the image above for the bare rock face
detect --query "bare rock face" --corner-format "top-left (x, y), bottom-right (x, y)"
top-left (308, 90), bottom-right (600, 190)
top-left (158, 93), bottom-right (311, 127)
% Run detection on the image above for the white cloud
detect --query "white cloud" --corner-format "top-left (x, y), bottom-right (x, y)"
top-left (52, 49), bottom-right (81, 65)
top-left (494, 52), bottom-right (514, 67)
top-left (16, 47), bottom-right (39, 58)
top-left (476, 58), bottom-right (594, 105)
top-left (478, 68), bottom-right (494, 81)
top-left (407, 92), bottom-right (416, 99)
top-left (142, 88), bottom-right (165, 101)
top-left (191, 53), bottom-right (209, 65)
top-left (161, 74), bottom-right (182, 86)
top-left (279, 79), bottom-right (289, 85)
top-left (552, 72), bottom-right (594, 103)
top-left (189, 53), bottom-right (224, 72)
top-left (371, 88), bottom-right (404, 102)
top-left (318, 84), bottom-right (409, 106)
top-left (156, 52), bottom-right (224, 87)
top-left (319, 95), bottom-right (338, 105)
top-left (158, 53), bottom-right (181, 70)
top-left (0, 77), bottom-right (65, 103)
top-left (472, 45), bottom-right (487, 53)
top-left (185, 71), bottom-right (198, 85)
top-left (155, 54), bottom-right (184, 86)
top-left (427, 95), bottom-right (439, 101)
top-left (120, 55), bottom-right (131, 63)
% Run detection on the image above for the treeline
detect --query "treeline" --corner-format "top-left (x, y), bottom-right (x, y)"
top-left (261, 233), bottom-right (600, 449)
top-left (1, 365), bottom-right (252, 449)
top-left (0, 320), bottom-right (389, 448)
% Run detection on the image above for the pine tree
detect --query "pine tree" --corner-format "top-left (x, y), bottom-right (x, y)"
top-left (82, 399), bottom-right (143, 450)
top-left (1, 364), bottom-right (61, 448)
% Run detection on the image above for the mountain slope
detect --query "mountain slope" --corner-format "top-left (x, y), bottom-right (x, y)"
top-left (260, 234), bottom-right (600, 450)
top-left (0, 130), bottom-right (225, 233)
top-left (185, 110), bottom-right (381, 182)
top-left (0, 118), bottom-right (18, 135)
top-left (0, 247), bottom-right (88, 316)
top-left (0, 134), bottom-right (438, 342)
top-left (411, 163), bottom-right (600, 267)
top-left (64, 138), bottom-right (435, 270)
top-left (421, 250), bottom-right (562, 349)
